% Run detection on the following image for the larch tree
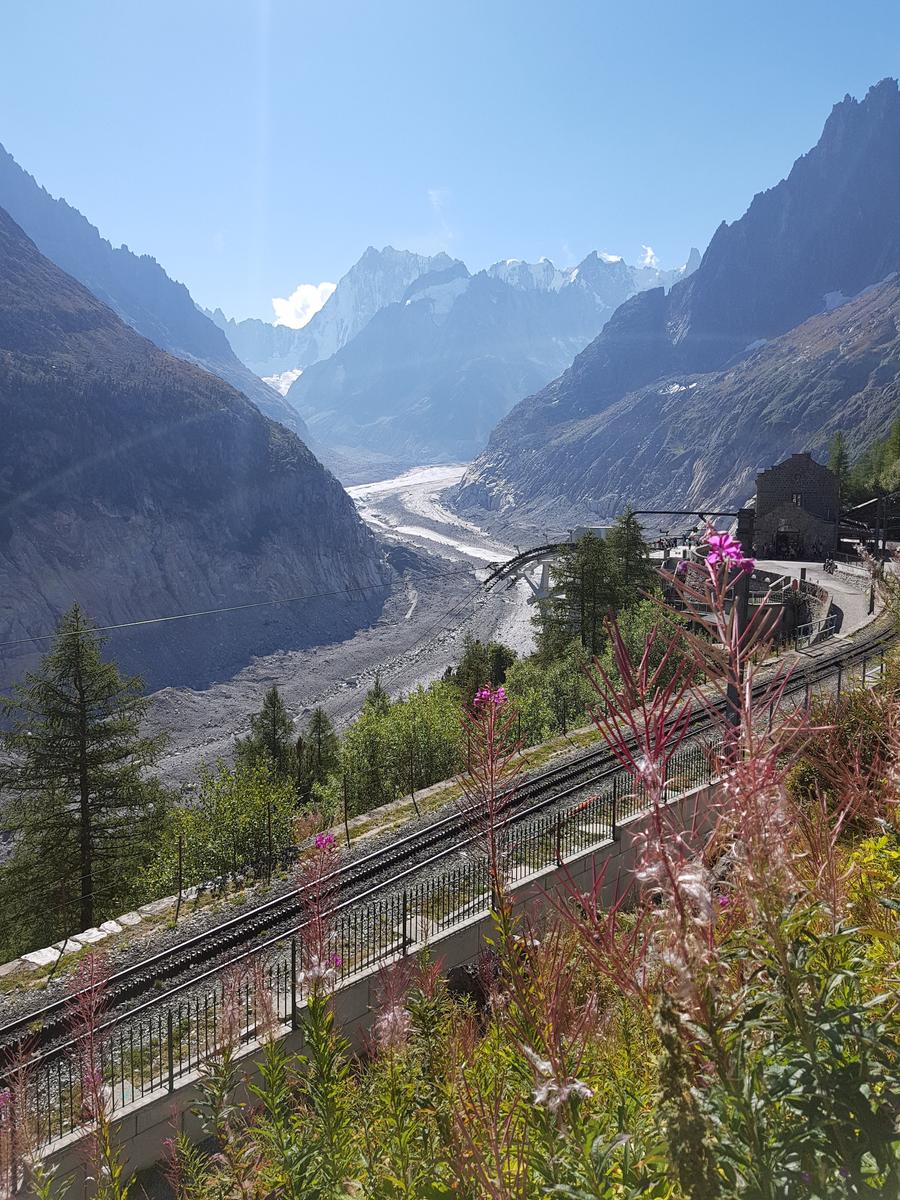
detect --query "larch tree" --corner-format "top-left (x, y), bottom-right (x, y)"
top-left (605, 508), bottom-right (657, 607)
top-left (828, 430), bottom-right (850, 500)
top-left (235, 685), bottom-right (296, 784)
top-left (297, 706), bottom-right (340, 802)
top-left (0, 604), bottom-right (166, 948)
top-left (537, 531), bottom-right (614, 658)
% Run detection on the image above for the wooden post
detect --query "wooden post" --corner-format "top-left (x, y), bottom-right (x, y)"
top-left (342, 774), bottom-right (352, 848)
top-left (174, 828), bottom-right (184, 925)
top-left (408, 740), bottom-right (421, 818)
top-left (266, 798), bottom-right (273, 885)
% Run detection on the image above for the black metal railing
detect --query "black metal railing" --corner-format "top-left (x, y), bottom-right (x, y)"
top-left (0, 736), bottom-right (716, 1170)
top-left (0, 638), bottom-right (888, 1184)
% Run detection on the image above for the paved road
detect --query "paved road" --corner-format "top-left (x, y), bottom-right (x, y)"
top-left (755, 558), bottom-right (875, 635)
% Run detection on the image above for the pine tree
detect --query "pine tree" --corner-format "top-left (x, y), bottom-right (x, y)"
top-left (605, 508), bottom-right (657, 607)
top-left (364, 672), bottom-right (390, 715)
top-left (235, 686), bottom-right (296, 783)
top-left (888, 415), bottom-right (900, 463)
top-left (0, 605), bottom-right (166, 945)
top-left (452, 636), bottom-right (515, 700)
top-left (297, 707), bottom-right (340, 802)
top-left (828, 431), bottom-right (850, 500)
top-left (537, 532), bottom-right (615, 658)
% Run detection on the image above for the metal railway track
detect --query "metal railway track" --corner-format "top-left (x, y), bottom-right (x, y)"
top-left (0, 615), bottom-right (893, 1051)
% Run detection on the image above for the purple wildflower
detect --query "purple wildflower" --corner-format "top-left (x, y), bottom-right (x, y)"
top-left (473, 685), bottom-right (508, 708)
top-left (315, 832), bottom-right (336, 850)
top-left (704, 529), bottom-right (755, 575)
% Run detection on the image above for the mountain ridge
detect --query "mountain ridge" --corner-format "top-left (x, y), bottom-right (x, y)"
top-left (280, 246), bottom-right (697, 465)
top-left (0, 142), bottom-right (308, 439)
top-left (0, 205), bottom-right (389, 690)
top-left (208, 247), bottom-right (458, 380)
top-left (454, 78), bottom-right (900, 528)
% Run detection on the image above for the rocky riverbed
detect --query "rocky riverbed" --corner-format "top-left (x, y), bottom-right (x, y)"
top-left (148, 465), bottom-right (538, 787)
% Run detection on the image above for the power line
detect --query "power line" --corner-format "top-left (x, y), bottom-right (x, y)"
top-left (0, 561), bottom-right (484, 656)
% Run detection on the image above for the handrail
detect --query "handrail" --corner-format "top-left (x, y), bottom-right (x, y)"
top-left (0, 620), bottom-right (891, 1164)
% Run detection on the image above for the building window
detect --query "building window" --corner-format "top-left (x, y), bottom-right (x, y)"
top-left (791, 492), bottom-right (802, 507)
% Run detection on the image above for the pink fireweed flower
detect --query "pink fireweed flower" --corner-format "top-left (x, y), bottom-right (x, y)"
top-left (315, 832), bottom-right (336, 850)
top-left (473, 685), bottom-right (507, 708)
top-left (374, 1003), bottom-right (413, 1051)
top-left (298, 954), bottom-right (339, 990)
top-left (704, 529), bottom-right (754, 574)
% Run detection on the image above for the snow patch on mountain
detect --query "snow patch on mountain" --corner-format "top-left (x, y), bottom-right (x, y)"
top-left (405, 275), bottom-right (470, 316)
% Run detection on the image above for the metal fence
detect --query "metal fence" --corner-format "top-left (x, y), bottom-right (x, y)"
top-left (0, 639), bottom-right (887, 1184)
top-left (793, 612), bottom-right (838, 650)
top-left (0, 736), bottom-right (714, 1174)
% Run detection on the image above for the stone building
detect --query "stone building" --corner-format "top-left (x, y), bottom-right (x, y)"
top-left (754, 452), bottom-right (839, 559)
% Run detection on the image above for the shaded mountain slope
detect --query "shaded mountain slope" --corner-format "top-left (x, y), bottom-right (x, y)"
top-left (456, 79), bottom-right (900, 524)
top-left (0, 207), bottom-right (388, 690)
top-left (0, 142), bottom-right (307, 438)
top-left (456, 277), bottom-right (900, 530)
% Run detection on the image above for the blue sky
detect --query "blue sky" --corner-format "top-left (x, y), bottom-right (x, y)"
top-left (3, 0), bottom-right (899, 322)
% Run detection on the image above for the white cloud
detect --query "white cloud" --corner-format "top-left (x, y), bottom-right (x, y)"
top-left (263, 367), bottom-right (303, 395)
top-left (641, 244), bottom-right (659, 269)
top-left (428, 186), bottom-right (450, 217)
top-left (394, 187), bottom-right (459, 257)
top-left (271, 281), bottom-right (337, 329)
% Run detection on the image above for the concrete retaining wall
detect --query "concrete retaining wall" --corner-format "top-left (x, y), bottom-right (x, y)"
top-left (20, 782), bottom-right (721, 1196)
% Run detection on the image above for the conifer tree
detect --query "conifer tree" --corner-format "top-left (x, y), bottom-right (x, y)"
top-left (828, 430), bottom-right (850, 500)
top-left (888, 415), bottom-right (900, 463)
top-left (452, 635), bottom-right (515, 699)
top-left (235, 686), bottom-right (296, 783)
top-left (364, 672), bottom-right (390, 715)
top-left (0, 605), bottom-right (166, 945)
top-left (605, 508), bottom-right (657, 607)
top-left (297, 707), bottom-right (340, 802)
top-left (537, 531), bottom-right (614, 658)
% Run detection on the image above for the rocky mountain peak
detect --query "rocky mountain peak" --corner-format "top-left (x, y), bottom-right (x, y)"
top-left (454, 79), bottom-right (900, 530)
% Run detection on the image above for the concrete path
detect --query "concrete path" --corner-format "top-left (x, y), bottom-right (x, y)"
top-left (755, 559), bottom-right (875, 635)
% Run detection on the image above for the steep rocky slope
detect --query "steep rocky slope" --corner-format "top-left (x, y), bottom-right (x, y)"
top-left (0, 143), bottom-right (307, 439)
top-left (455, 79), bottom-right (900, 527)
top-left (0, 207), bottom-right (389, 690)
top-left (286, 250), bottom-right (696, 464)
top-left (456, 277), bottom-right (900, 532)
top-left (210, 247), bottom-right (457, 378)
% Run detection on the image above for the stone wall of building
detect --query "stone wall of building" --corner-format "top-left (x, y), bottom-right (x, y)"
top-left (756, 452), bottom-right (839, 522)
top-left (754, 452), bottom-right (839, 556)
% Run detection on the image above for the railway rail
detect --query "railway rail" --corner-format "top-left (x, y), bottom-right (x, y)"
top-left (0, 613), bottom-right (892, 1165)
top-left (0, 612), bottom-right (893, 1056)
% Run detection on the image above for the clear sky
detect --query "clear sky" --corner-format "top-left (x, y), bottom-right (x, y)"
top-left (2, 0), bottom-right (899, 322)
